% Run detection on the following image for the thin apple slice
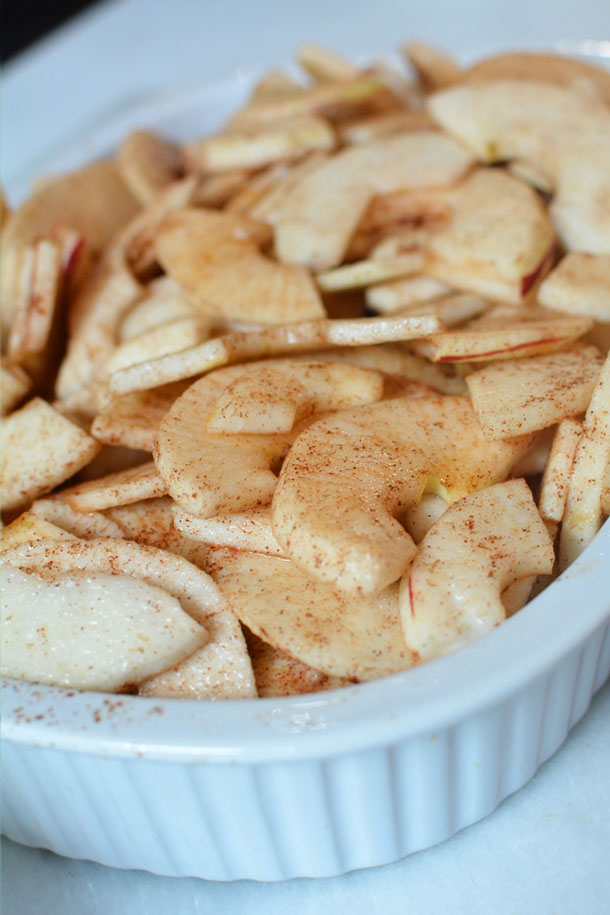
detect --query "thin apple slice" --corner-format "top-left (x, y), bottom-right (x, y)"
top-left (206, 361), bottom-right (385, 434)
top-left (62, 461), bottom-right (166, 513)
top-left (0, 512), bottom-right (76, 552)
top-left (31, 496), bottom-right (126, 539)
top-left (403, 41), bottom-right (462, 91)
top-left (463, 51), bottom-right (610, 106)
top-left (7, 237), bottom-right (62, 359)
top-left (1, 160), bottom-right (139, 340)
top-left (401, 479), bottom-right (555, 661)
top-left (272, 395), bottom-right (532, 594)
top-left (118, 130), bottom-right (184, 205)
top-left (365, 276), bottom-right (450, 313)
top-left (427, 80), bottom-right (610, 253)
top-left (538, 253), bottom-right (610, 320)
top-left (0, 398), bottom-right (100, 512)
top-left (250, 70), bottom-right (304, 100)
top-left (91, 381), bottom-right (191, 451)
top-left (0, 359), bottom-right (31, 415)
top-left (402, 493), bottom-right (448, 543)
top-left (465, 346), bottom-right (604, 439)
top-left (297, 43), bottom-right (359, 82)
top-left (413, 312), bottom-right (593, 363)
top-left (272, 131), bottom-right (474, 269)
top-left (109, 313), bottom-right (442, 395)
top-left (173, 505), bottom-right (285, 556)
top-left (559, 352), bottom-right (610, 568)
top-left (118, 277), bottom-right (201, 342)
top-left (103, 317), bottom-right (211, 377)
top-left (423, 168), bottom-right (555, 304)
top-left (184, 115), bottom-right (335, 172)
top-left (338, 110), bottom-right (436, 144)
top-left (538, 418), bottom-right (583, 523)
top-left (205, 547), bottom-right (413, 681)
top-left (323, 344), bottom-right (466, 394)
top-left (155, 207), bottom-right (324, 325)
top-left (245, 629), bottom-right (351, 697)
top-left (316, 252), bottom-right (424, 292)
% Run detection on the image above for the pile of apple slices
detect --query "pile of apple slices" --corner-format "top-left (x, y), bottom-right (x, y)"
top-left (1, 41), bottom-right (610, 699)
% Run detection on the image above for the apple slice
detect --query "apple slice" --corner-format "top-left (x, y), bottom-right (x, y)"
top-left (297, 43), bottom-right (359, 83)
top-left (119, 277), bottom-right (201, 342)
top-left (538, 253), bottom-right (610, 321)
top-left (205, 547), bottom-right (413, 681)
top-left (538, 418), bottom-right (583, 523)
top-left (403, 41), bottom-right (463, 91)
top-left (245, 629), bottom-right (351, 697)
top-left (184, 115), bottom-right (336, 172)
top-left (109, 313), bottom-right (442, 395)
top-left (118, 130), bottom-right (184, 205)
top-left (402, 493), bottom-right (448, 543)
top-left (365, 276), bottom-right (451, 313)
top-left (62, 461), bottom-right (167, 513)
top-left (103, 317), bottom-right (211, 377)
top-left (0, 160), bottom-right (139, 340)
top-left (206, 361), bottom-right (385, 435)
top-left (401, 479), bottom-right (555, 661)
top-left (250, 70), bottom-right (305, 100)
top-left (423, 168), bottom-right (555, 304)
top-left (413, 311), bottom-right (593, 363)
top-left (465, 346), bottom-right (604, 439)
top-left (316, 252), bottom-right (424, 292)
top-left (0, 359), bottom-right (31, 415)
top-left (155, 207), bottom-right (324, 325)
top-left (173, 505), bottom-right (285, 556)
top-left (272, 131), bottom-right (474, 269)
top-left (427, 80), bottom-right (610, 253)
top-left (338, 110), bottom-right (436, 145)
top-left (272, 395), bottom-right (532, 594)
top-left (0, 512), bottom-right (76, 552)
top-left (7, 237), bottom-right (62, 359)
top-left (31, 496), bottom-right (126, 540)
top-left (559, 352), bottom-right (610, 568)
top-left (0, 398), bottom-right (100, 513)
top-left (91, 381), bottom-right (190, 452)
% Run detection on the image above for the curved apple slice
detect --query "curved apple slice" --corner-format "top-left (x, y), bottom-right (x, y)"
top-left (423, 168), bottom-right (555, 304)
top-left (205, 547), bottom-right (413, 681)
top-left (272, 131), bottom-right (474, 270)
top-left (538, 253), bottom-right (610, 321)
top-left (155, 207), bottom-right (324, 325)
top-left (427, 80), bottom-right (610, 253)
top-left (401, 479), bottom-right (555, 661)
top-left (1, 537), bottom-right (256, 699)
top-left (91, 381), bottom-right (191, 452)
top-left (272, 395), bottom-right (532, 594)
top-left (173, 505), bottom-right (285, 556)
top-left (245, 629), bottom-right (351, 697)
top-left (206, 361), bottom-right (385, 434)
top-left (118, 130), bottom-right (184, 205)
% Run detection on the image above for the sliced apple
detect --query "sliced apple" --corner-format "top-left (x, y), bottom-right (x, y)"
top-left (538, 253), bottom-right (610, 321)
top-left (250, 70), bottom-right (305, 100)
top-left (118, 276), bottom-right (201, 342)
top-left (155, 207), bottom-right (324, 325)
top-left (427, 80), bottom-right (610, 253)
top-left (297, 43), bottom-right (359, 83)
top-left (173, 505), bottom-right (285, 556)
top-left (272, 395), bottom-right (532, 594)
top-left (103, 317), bottom-right (211, 377)
top-left (0, 359), bottom-right (31, 415)
top-left (538, 418), bottom-right (583, 524)
top-left (245, 629), bottom-right (351, 697)
top-left (401, 479), bottom-right (555, 661)
top-left (338, 109), bottom-right (436, 145)
top-left (0, 160), bottom-right (139, 340)
top-left (422, 168), bottom-right (555, 304)
top-left (0, 398), bottom-right (100, 513)
top-left (402, 493), bottom-right (448, 543)
top-left (7, 237), bottom-right (62, 359)
top-left (365, 276), bottom-right (450, 313)
top-left (31, 496), bottom-right (126, 539)
top-left (109, 313), bottom-right (441, 395)
top-left (413, 311), bottom-right (593, 363)
top-left (118, 130), bottom-right (184, 205)
top-left (91, 381), bottom-right (191, 451)
top-left (316, 252), bottom-right (424, 292)
top-left (272, 131), bottom-right (474, 269)
top-left (206, 361), bottom-right (385, 435)
top-left (403, 41), bottom-right (463, 91)
top-left (184, 115), bottom-right (335, 172)
top-left (0, 512), bottom-right (76, 552)
top-left (205, 547), bottom-right (413, 681)
top-left (465, 346), bottom-right (604, 439)
top-left (559, 352), bottom-right (610, 568)
top-left (62, 461), bottom-right (167, 513)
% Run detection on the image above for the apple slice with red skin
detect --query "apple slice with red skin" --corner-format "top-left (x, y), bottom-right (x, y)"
top-left (401, 478), bottom-right (555, 661)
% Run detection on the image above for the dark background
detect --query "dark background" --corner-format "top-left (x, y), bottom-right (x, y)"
top-left (2, 0), bottom-right (100, 62)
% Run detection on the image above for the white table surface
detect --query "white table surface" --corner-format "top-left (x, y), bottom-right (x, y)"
top-left (2, 0), bottom-right (610, 911)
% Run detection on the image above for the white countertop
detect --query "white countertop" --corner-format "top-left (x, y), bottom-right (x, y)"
top-left (2, 0), bottom-right (609, 910)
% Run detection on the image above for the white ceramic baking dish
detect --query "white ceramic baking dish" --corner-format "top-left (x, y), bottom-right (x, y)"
top-left (2, 55), bottom-right (610, 882)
